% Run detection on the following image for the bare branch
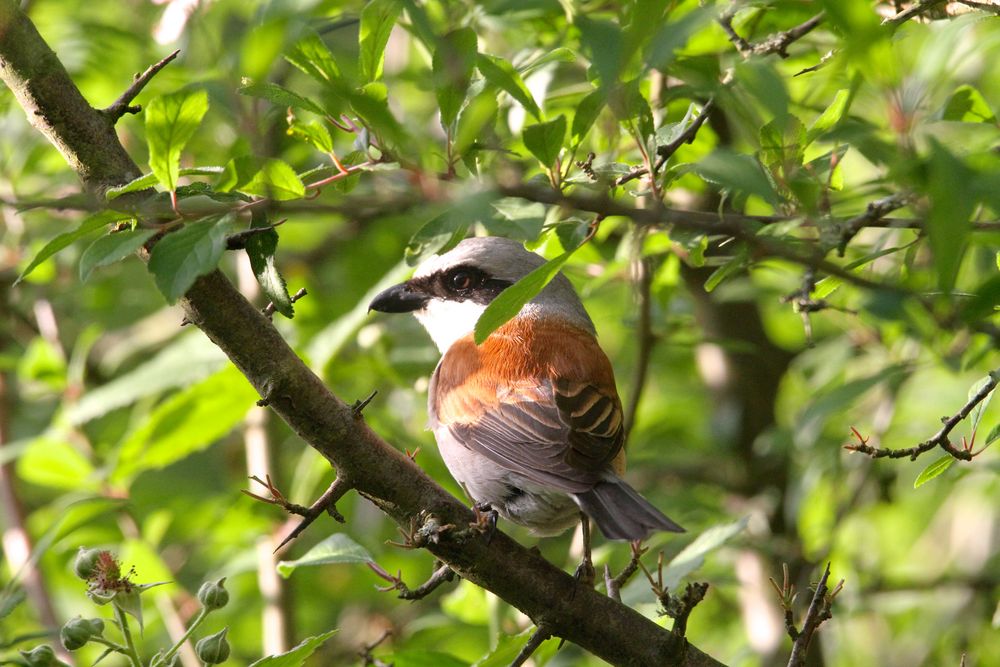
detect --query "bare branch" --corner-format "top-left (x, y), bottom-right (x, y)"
top-left (882, 0), bottom-right (949, 26)
top-left (510, 624), bottom-right (553, 667)
top-left (718, 5), bottom-right (825, 59)
top-left (786, 563), bottom-right (843, 667)
top-left (845, 369), bottom-right (999, 461)
top-left (101, 49), bottom-right (180, 122)
top-left (837, 193), bottom-right (914, 256)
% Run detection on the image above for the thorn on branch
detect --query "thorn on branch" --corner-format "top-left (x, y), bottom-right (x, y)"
top-left (262, 287), bottom-right (307, 321)
top-left (101, 50), bottom-right (181, 123)
top-left (351, 390), bottom-right (378, 417)
top-left (242, 474), bottom-right (351, 552)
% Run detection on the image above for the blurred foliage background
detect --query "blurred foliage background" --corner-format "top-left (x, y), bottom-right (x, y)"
top-left (1, 0), bottom-right (999, 666)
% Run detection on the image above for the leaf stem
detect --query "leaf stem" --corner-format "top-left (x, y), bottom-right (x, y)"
top-left (159, 607), bottom-right (209, 665)
top-left (114, 605), bottom-right (143, 667)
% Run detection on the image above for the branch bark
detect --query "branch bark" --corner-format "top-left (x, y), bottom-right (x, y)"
top-left (0, 2), bottom-right (725, 665)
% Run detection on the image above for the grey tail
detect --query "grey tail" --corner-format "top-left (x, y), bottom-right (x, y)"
top-left (574, 478), bottom-right (684, 541)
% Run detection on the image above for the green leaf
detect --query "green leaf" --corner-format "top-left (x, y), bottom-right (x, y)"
top-left (571, 88), bottom-right (605, 143)
top-left (576, 16), bottom-right (622, 92)
top-left (112, 589), bottom-right (146, 634)
top-left (433, 27), bottom-right (478, 128)
top-left (105, 167), bottom-right (225, 201)
top-left (246, 212), bottom-right (293, 318)
top-left (238, 79), bottom-right (326, 115)
top-left (79, 228), bottom-right (157, 282)
top-left (807, 89), bottom-right (852, 143)
top-left (147, 215), bottom-right (231, 304)
top-left (914, 455), bottom-right (955, 489)
top-left (276, 534), bottom-right (373, 578)
top-left (112, 365), bottom-right (258, 482)
top-left (0, 587), bottom-right (25, 622)
top-left (286, 32), bottom-right (341, 86)
top-left (474, 247), bottom-right (576, 344)
top-left (925, 141), bottom-right (973, 293)
top-left (522, 115), bottom-right (567, 168)
top-left (703, 246), bottom-right (750, 292)
top-left (16, 436), bottom-right (97, 491)
top-left (217, 156), bottom-right (305, 200)
top-left (348, 82), bottom-right (407, 148)
top-left (476, 53), bottom-right (541, 120)
top-left (145, 89), bottom-right (210, 191)
top-left (984, 423), bottom-right (1000, 448)
top-left (382, 651), bottom-right (467, 667)
top-left (249, 631), bottom-right (338, 667)
top-left (759, 116), bottom-right (806, 173)
top-left (942, 84), bottom-right (997, 124)
top-left (474, 628), bottom-right (557, 667)
top-left (359, 0), bottom-right (402, 82)
top-left (16, 210), bottom-right (129, 284)
top-left (968, 375), bottom-right (996, 436)
top-left (694, 150), bottom-right (780, 206)
top-left (67, 333), bottom-right (228, 425)
top-left (660, 517), bottom-right (748, 590)
top-left (287, 119), bottom-right (334, 153)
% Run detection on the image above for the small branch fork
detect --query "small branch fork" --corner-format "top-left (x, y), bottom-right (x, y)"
top-left (101, 49), bottom-right (181, 122)
top-left (510, 624), bottom-right (554, 667)
top-left (770, 563), bottom-right (844, 667)
top-left (263, 287), bottom-right (308, 321)
top-left (718, 6), bottom-right (825, 59)
top-left (882, 0), bottom-right (948, 26)
top-left (604, 541), bottom-right (648, 603)
top-left (845, 369), bottom-right (1000, 461)
top-left (615, 98), bottom-right (716, 187)
top-left (638, 551), bottom-right (710, 638)
top-left (242, 474), bottom-right (351, 552)
top-left (837, 193), bottom-right (913, 256)
top-left (367, 561), bottom-right (457, 600)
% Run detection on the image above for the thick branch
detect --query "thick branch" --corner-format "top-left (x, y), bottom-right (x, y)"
top-left (0, 3), bottom-right (724, 665)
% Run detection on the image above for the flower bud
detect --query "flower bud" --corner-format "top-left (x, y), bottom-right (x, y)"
top-left (73, 547), bottom-right (104, 580)
top-left (195, 628), bottom-right (230, 664)
top-left (197, 578), bottom-right (229, 610)
top-left (60, 616), bottom-right (104, 651)
top-left (19, 645), bottom-right (69, 667)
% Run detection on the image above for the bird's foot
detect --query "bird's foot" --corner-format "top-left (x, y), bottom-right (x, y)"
top-left (471, 501), bottom-right (499, 544)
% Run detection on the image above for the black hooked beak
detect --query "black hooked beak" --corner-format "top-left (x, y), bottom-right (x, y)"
top-left (369, 282), bottom-right (429, 313)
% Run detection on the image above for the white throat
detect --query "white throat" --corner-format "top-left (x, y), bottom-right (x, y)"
top-left (413, 299), bottom-right (488, 353)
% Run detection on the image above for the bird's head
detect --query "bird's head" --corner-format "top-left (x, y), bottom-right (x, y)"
top-left (369, 236), bottom-right (594, 353)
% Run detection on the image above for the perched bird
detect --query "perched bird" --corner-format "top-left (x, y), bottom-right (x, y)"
top-left (369, 236), bottom-right (683, 542)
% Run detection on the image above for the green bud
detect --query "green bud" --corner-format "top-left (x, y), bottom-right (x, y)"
top-left (73, 547), bottom-right (104, 580)
top-left (195, 628), bottom-right (230, 664)
top-left (197, 578), bottom-right (229, 610)
top-left (60, 616), bottom-right (104, 651)
top-left (19, 645), bottom-right (69, 667)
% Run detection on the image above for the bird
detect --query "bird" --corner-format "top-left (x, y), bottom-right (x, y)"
top-left (369, 236), bottom-right (683, 546)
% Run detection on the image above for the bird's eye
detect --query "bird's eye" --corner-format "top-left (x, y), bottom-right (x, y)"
top-left (448, 270), bottom-right (475, 291)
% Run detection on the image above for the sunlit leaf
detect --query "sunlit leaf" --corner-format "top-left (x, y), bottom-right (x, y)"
top-left (249, 631), bottom-right (338, 667)
top-left (147, 215), bottom-right (231, 303)
top-left (808, 89), bottom-right (852, 143)
top-left (660, 517), bottom-right (748, 590)
top-left (16, 436), bottom-right (97, 491)
top-left (286, 32), bottom-right (340, 85)
top-left (79, 228), bottom-right (157, 282)
top-left (16, 211), bottom-right (130, 284)
top-left (276, 534), bottom-right (373, 578)
top-left (476, 54), bottom-right (541, 120)
top-left (359, 0), bottom-right (403, 82)
top-left (433, 27), bottom-right (478, 128)
top-left (942, 84), bottom-right (997, 124)
top-left (239, 79), bottom-right (326, 115)
top-left (522, 115), bottom-right (566, 167)
top-left (145, 89), bottom-right (209, 191)
top-left (913, 455), bottom-right (954, 488)
top-left (217, 156), bottom-right (305, 200)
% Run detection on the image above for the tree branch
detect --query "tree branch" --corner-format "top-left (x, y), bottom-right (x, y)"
top-left (718, 6), bottom-right (825, 59)
top-left (882, 0), bottom-right (948, 26)
top-left (0, 3), bottom-right (725, 664)
top-left (101, 49), bottom-right (180, 122)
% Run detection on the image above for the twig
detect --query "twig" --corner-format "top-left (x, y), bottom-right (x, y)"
top-left (795, 49), bottom-right (837, 77)
top-left (668, 582), bottom-right (710, 638)
top-left (242, 474), bottom-right (351, 551)
top-left (617, 98), bottom-right (716, 187)
top-left (718, 5), bottom-right (825, 59)
top-left (785, 563), bottom-right (843, 667)
top-left (845, 369), bottom-right (999, 461)
top-left (511, 624), bottom-right (554, 667)
top-left (263, 287), bottom-right (307, 321)
top-left (367, 562), bottom-right (457, 600)
top-left (358, 629), bottom-right (393, 667)
top-left (604, 541), bottom-right (648, 603)
top-left (882, 0), bottom-right (948, 25)
top-left (956, 0), bottom-right (1000, 14)
top-left (837, 193), bottom-right (913, 256)
top-left (101, 49), bottom-right (180, 122)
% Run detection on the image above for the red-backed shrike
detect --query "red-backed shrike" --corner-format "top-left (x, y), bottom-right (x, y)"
top-left (370, 236), bottom-right (683, 541)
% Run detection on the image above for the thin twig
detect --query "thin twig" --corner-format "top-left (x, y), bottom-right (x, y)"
top-left (837, 193), bottom-right (913, 256)
top-left (956, 0), bottom-right (1000, 14)
top-left (368, 562), bottom-right (457, 600)
top-left (617, 98), bottom-right (716, 187)
top-left (882, 0), bottom-right (948, 26)
top-left (605, 542), bottom-right (648, 603)
top-left (845, 369), bottom-right (999, 461)
top-left (510, 624), bottom-right (553, 667)
top-left (719, 5), bottom-right (825, 59)
top-left (242, 474), bottom-right (351, 551)
top-left (101, 50), bottom-right (181, 122)
top-left (786, 563), bottom-right (843, 667)
top-left (263, 287), bottom-right (308, 321)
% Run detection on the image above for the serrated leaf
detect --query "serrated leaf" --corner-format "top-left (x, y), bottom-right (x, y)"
top-left (145, 89), bottom-right (209, 191)
top-left (359, 0), bottom-right (402, 82)
top-left (433, 28), bottom-right (478, 128)
top-left (914, 455), bottom-right (955, 488)
top-left (249, 631), bottom-right (337, 667)
top-left (942, 84), bottom-right (997, 124)
top-left (218, 156), bottom-right (305, 200)
top-left (660, 517), bottom-right (748, 590)
top-left (807, 89), bottom-right (851, 143)
top-left (571, 88), bottom-right (605, 142)
top-left (287, 119), bottom-right (334, 153)
top-left (276, 534), bottom-right (373, 578)
top-left (105, 167), bottom-right (225, 201)
top-left (247, 213), bottom-right (293, 318)
top-left (79, 228), bottom-right (157, 282)
top-left (16, 210), bottom-right (129, 284)
top-left (286, 32), bottom-right (340, 86)
top-left (147, 216), bottom-right (230, 303)
top-left (112, 365), bottom-right (258, 482)
top-left (238, 79), bottom-right (326, 115)
top-left (522, 115), bottom-right (566, 167)
top-left (474, 247), bottom-right (576, 344)
top-left (476, 53), bottom-right (541, 120)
